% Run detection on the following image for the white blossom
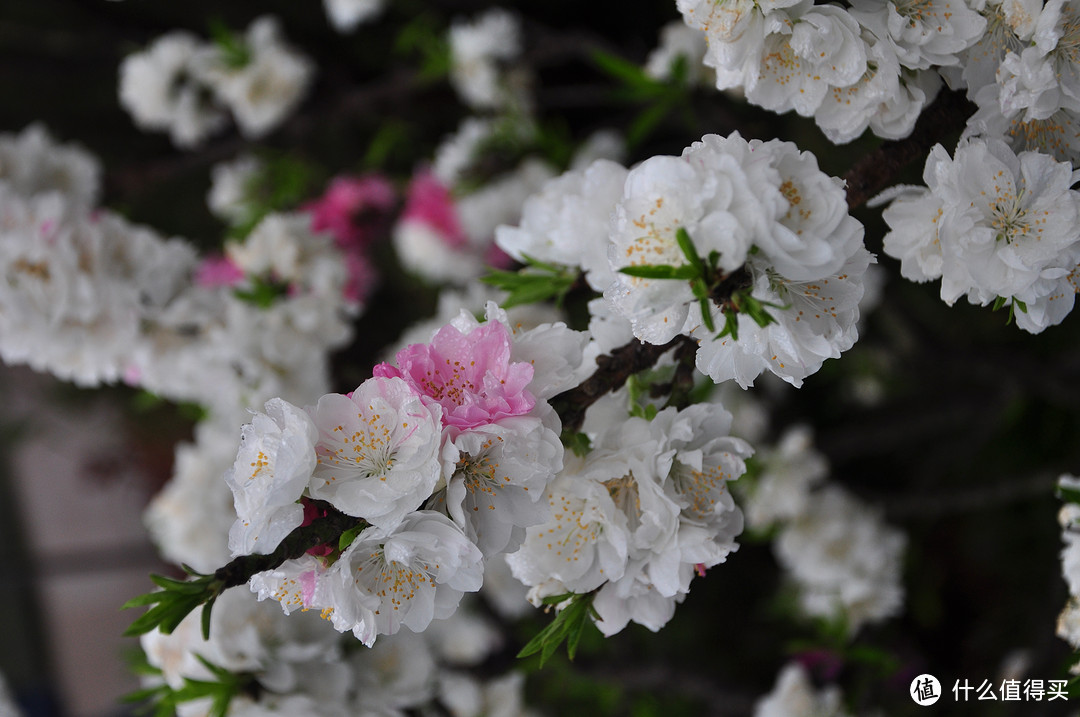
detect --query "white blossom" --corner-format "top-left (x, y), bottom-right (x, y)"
top-left (849, 0), bottom-right (986, 70)
top-left (207, 155), bottom-right (264, 226)
top-left (745, 4), bottom-right (868, 118)
top-left (307, 377), bottom-right (443, 531)
top-left (442, 416), bottom-right (562, 555)
top-left (225, 397), bottom-right (319, 556)
top-left (448, 9), bottom-right (525, 110)
top-left (119, 32), bottom-right (227, 148)
top-left (742, 425), bottom-right (827, 530)
top-left (495, 158), bottom-right (629, 291)
top-left (194, 16), bottom-right (314, 139)
top-left (883, 138), bottom-right (1080, 332)
top-left (0, 124), bottom-right (100, 210)
top-left (145, 417), bottom-right (239, 573)
top-left (325, 511), bottom-right (484, 644)
top-left (754, 662), bottom-right (851, 717)
top-left (775, 486), bottom-right (906, 634)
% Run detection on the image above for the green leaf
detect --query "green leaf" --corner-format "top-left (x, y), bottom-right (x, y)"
top-left (675, 227), bottom-right (703, 272)
top-left (618, 264), bottom-right (697, 280)
top-left (149, 574), bottom-right (210, 594)
top-left (517, 592), bottom-right (599, 667)
top-left (233, 277), bottom-right (289, 309)
top-left (480, 260), bottom-right (577, 309)
top-left (699, 298), bottom-right (716, 333)
top-left (200, 598), bottom-right (216, 641)
top-left (339, 524), bottom-right (365, 552)
top-left (714, 308), bottom-right (739, 342)
top-left (590, 49), bottom-right (665, 94)
top-left (560, 430), bottom-right (592, 458)
top-left (208, 18), bottom-right (250, 69)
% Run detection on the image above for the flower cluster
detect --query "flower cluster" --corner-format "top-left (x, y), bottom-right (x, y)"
top-left (448, 8), bottom-right (531, 113)
top-left (499, 131), bottom-right (872, 387)
top-left (676, 0), bottom-right (982, 142)
top-left (119, 16), bottom-right (313, 147)
top-left (226, 305), bottom-right (590, 645)
top-left (509, 390), bottom-right (753, 635)
top-left (740, 425), bottom-right (906, 635)
top-left (139, 586), bottom-right (529, 717)
top-left (960, 0), bottom-right (1080, 165)
top-left (881, 137), bottom-right (1080, 333)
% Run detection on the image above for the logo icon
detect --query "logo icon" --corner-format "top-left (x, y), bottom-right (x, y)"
top-left (911, 674), bottom-right (941, 706)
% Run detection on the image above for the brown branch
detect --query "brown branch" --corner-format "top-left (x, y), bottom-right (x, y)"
top-left (552, 335), bottom-right (696, 433)
top-left (843, 89), bottom-right (975, 210)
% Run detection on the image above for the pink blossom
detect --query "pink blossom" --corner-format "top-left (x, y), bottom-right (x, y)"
top-left (374, 321), bottom-right (535, 430)
top-left (399, 170), bottom-right (467, 249)
top-left (194, 253), bottom-right (244, 287)
top-left (302, 173), bottom-right (396, 248)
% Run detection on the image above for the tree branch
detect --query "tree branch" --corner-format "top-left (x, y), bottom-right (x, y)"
top-left (843, 89), bottom-right (975, 210)
top-left (552, 335), bottom-right (696, 433)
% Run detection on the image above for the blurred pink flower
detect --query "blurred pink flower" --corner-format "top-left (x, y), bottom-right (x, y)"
top-left (399, 169), bottom-right (467, 249)
top-left (194, 253), bottom-right (244, 287)
top-left (303, 173), bottom-right (395, 248)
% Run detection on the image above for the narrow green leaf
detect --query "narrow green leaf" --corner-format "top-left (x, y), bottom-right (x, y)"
top-left (121, 591), bottom-right (165, 610)
top-left (201, 597), bottom-right (217, 641)
top-left (619, 264), bottom-right (697, 280)
top-left (699, 298), bottom-right (716, 333)
top-left (149, 574), bottom-right (208, 595)
top-left (714, 309), bottom-right (739, 342)
top-left (590, 49), bottom-right (663, 93)
top-left (675, 227), bottom-right (703, 272)
top-left (123, 602), bottom-right (177, 637)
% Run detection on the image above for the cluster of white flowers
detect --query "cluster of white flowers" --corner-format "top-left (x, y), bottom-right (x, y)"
top-left (226, 303), bottom-right (590, 644)
top-left (881, 137), bottom-right (1080, 333)
top-left (140, 587), bottom-right (533, 717)
top-left (775, 485), bottom-right (906, 634)
top-left (509, 389), bottom-right (753, 634)
top-left (119, 16), bottom-right (313, 147)
top-left (448, 8), bottom-right (530, 112)
top-left (675, 0), bottom-right (984, 142)
top-left (499, 131), bottom-right (872, 388)
top-left (0, 127), bottom-right (368, 588)
top-left (0, 126), bottom-right (197, 387)
top-left (739, 425), bottom-right (906, 634)
top-left (956, 0), bottom-right (1080, 165)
